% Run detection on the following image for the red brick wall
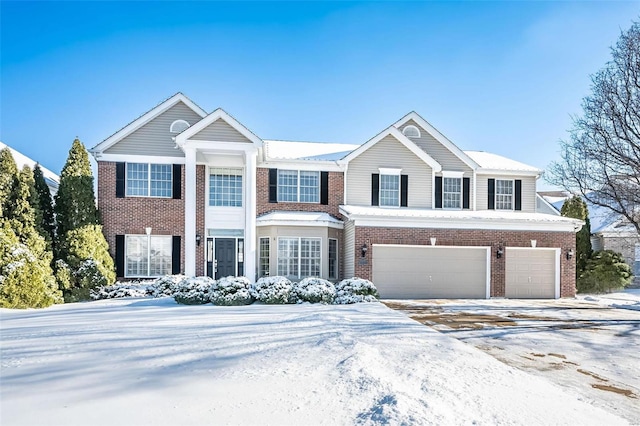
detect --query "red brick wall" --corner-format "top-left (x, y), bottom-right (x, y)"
top-left (353, 227), bottom-right (576, 297)
top-left (256, 168), bottom-right (344, 219)
top-left (98, 162), bottom-right (206, 279)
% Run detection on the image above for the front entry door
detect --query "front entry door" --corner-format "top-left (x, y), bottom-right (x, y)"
top-left (214, 238), bottom-right (236, 279)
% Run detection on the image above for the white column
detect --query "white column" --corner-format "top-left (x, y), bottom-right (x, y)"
top-left (244, 149), bottom-right (257, 282)
top-left (184, 147), bottom-right (197, 276)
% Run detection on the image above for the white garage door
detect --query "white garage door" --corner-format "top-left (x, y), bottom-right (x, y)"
top-left (372, 245), bottom-right (489, 299)
top-left (505, 248), bottom-right (558, 299)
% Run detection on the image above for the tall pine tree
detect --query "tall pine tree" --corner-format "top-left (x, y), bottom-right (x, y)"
top-left (32, 164), bottom-right (56, 251)
top-left (561, 195), bottom-right (593, 277)
top-left (0, 148), bottom-right (19, 217)
top-left (55, 138), bottom-right (115, 301)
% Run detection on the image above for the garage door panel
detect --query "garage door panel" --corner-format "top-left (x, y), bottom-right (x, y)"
top-left (505, 248), bottom-right (557, 299)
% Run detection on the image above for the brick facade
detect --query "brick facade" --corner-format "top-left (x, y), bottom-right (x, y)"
top-left (256, 168), bottom-right (344, 219)
top-left (353, 227), bottom-right (577, 297)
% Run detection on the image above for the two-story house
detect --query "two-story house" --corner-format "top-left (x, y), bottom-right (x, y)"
top-left (90, 93), bottom-right (583, 299)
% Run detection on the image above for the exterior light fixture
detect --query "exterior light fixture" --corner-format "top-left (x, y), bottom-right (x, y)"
top-left (566, 248), bottom-right (574, 260)
top-left (145, 227), bottom-right (152, 235)
top-left (361, 243), bottom-right (368, 258)
top-left (496, 246), bottom-right (503, 259)
top-left (430, 237), bottom-right (437, 246)
top-left (196, 234), bottom-right (202, 246)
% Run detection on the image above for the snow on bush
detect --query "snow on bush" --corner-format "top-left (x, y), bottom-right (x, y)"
top-left (173, 276), bottom-right (214, 305)
top-left (249, 276), bottom-right (294, 304)
top-left (90, 282), bottom-right (151, 300)
top-left (149, 274), bottom-right (186, 297)
top-left (334, 277), bottom-right (379, 304)
top-left (292, 277), bottom-right (335, 304)
top-left (210, 276), bottom-right (254, 306)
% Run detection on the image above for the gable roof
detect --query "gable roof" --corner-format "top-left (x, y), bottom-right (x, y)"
top-left (466, 151), bottom-right (540, 175)
top-left (90, 93), bottom-right (207, 153)
top-left (393, 111), bottom-right (478, 170)
top-left (339, 126), bottom-right (442, 172)
top-left (176, 108), bottom-right (263, 147)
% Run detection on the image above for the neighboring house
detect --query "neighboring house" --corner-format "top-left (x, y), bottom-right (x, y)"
top-left (90, 93), bottom-right (583, 299)
top-left (540, 192), bottom-right (640, 284)
top-left (0, 141), bottom-right (60, 196)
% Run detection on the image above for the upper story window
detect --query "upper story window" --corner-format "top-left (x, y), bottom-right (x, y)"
top-left (126, 163), bottom-right (172, 197)
top-left (209, 168), bottom-right (243, 207)
top-left (443, 177), bottom-right (462, 209)
top-left (169, 119), bottom-right (190, 134)
top-left (379, 169), bottom-right (401, 207)
top-left (277, 170), bottom-right (319, 203)
top-left (402, 125), bottom-right (421, 139)
top-left (495, 179), bottom-right (514, 210)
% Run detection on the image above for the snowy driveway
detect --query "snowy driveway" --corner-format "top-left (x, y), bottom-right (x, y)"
top-left (385, 290), bottom-right (640, 423)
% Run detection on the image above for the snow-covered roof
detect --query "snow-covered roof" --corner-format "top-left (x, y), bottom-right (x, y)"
top-left (340, 205), bottom-right (583, 232)
top-left (256, 211), bottom-right (343, 228)
top-left (0, 141), bottom-right (59, 193)
top-left (465, 151), bottom-right (540, 174)
top-left (541, 193), bottom-right (625, 234)
top-left (263, 140), bottom-right (360, 161)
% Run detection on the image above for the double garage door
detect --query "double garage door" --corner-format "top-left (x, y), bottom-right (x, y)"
top-left (372, 245), bottom-right (559, 299)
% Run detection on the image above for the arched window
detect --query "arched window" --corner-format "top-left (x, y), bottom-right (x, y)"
top-left (170, 119), bottom-right (190, 134)
top-left (402, 125), bottom-right (421, 139)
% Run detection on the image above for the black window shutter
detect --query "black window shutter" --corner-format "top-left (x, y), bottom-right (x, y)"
top-left (488, 178), bottom-right (495, 210)
top-left (371, 174), bottom-right (379, 206)
top-left (116, 162), bottom-right (125, 198)
top-left (172, 164), bottom-right (181, 199)
top-left (115, 235), bottom-right (125, 277)
top-left (172, 236), bottom-right (181, 275)
top-left (400, 175), bottom-right (408, 207)
top-left (515, 180), bottom-right (522, 211)
top-left (268, 169), bottom-right (278, 203)
top-left (320, 171), bottom-right (329, 205)
top-left (435, 176), bottom-right (443, 208)
top-left (463, 177), bottom-right (470, 209)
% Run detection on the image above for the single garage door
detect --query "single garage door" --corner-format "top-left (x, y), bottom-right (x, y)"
top-left (505, 248), bottom-right (558, 299)
top-left (372, 244), bottom-right (489, 299)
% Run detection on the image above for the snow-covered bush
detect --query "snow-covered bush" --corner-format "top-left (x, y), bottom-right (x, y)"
top-left (91, 282), bottom-right (151, 300)
top-left (173, 276), bottom-right (214, 305)
top-left (249, 276), bottom-right (294, 304)
top-left (292, 277), bottom-right (335, 304)
top-left (149, 274), bottom-right (185, 297)
top-left (210, 276), bottom-right (254, 306)
top-left (334, 277), bottom-right (379, 304)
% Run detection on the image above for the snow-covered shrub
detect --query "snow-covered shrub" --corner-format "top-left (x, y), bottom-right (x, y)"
top-left (148, 274), bottom-right (185, 297)
top-left (334, 277), bottom-right (379, 304)
top-left (292, 277), bottom-right (335, 304)
top-left (249, 276), bottom-right (294, 304)
top-left (210, 276), bottom-right (254, 306)
top-left (173, 276), bottom-right (214, 305)
top-left (90, 282), bottom-right (150, 300)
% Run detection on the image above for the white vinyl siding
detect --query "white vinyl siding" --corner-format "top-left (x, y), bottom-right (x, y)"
top-left (209, 168), bottom-right (243, 207)
top-left (190, 118), bottom-right (252, 143)
top-left (443, 177), bottom-right (461, 209)
top-left (344, 221), bottom-right (355, 278)
top-left (126, 163), bottom-right (172, 197)
top-left (346, 135), bottom-right (431, 207)
top-left (495, 179), bottom-right (513, 210)
top-left (476, 175), bottom-right (537, 212)
top-left (105, 101), bottom-right (202, 157)
top-left (277, 170), bottom-right (319, 203)
top-left (379, 174), bottom-right (400, 207)
top-left (277, 237), bottom-right (321, 279)
top-left (125, 235), bottom-right (172, 277)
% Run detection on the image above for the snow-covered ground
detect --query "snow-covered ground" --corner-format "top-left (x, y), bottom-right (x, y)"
top-left (0, 298), bottom-right (629, 425)
top-left (387, 289), bottom-right (640, 424)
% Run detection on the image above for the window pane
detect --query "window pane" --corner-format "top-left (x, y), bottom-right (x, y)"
top-left (379, 174), bottom-right (399, 207)
top-left (126, 163), bottom-right (149, 196)
top-left (328, 239), bottom-right (337, 279)
top-left (443, 177), bottom-right (461, 209)
top-left (126, 235), bottom-right (148, 276)
top-left (150, 164), bottom-right (172, 197)
top-left (277, 238), bottom-right (299, 277)
top-left (209, 168), bottom-right (243, 207)
top-left (277, 170), bottom-right (298, 202)
top-left (495, 180), bottom-right (513, 210)
top-left (149, 236), bottom-right (172, 276)
top-left (259, 237), bottom-right (270, 277)
top-left (299, 171), bottom-right (319, 203)
top-left (300, 238), bottom-right (321, 278)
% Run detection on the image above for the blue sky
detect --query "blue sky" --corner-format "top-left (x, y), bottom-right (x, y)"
top-left (1, 1), bottom-right (637, 190)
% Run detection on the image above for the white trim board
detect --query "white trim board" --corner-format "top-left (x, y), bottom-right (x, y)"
top-left (176, 108), bottom-right (263, 148)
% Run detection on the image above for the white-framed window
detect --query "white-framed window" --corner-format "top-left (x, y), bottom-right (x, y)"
top-left (495, 179), bottom-right (514, 210)
top-left (259, 237), bottom-right (270, 277)
top-left (209, 168), bottom-right (243, 207)
top-left (277, 237), bottom-right (321, 278)
top-left (125, 235), bottom-right (172, 277)
top-left (126, 163), bottom-right (172, 198)
top-left (443, 177), bottom-right (462, 209)
top-left (277, 170), bottom-right (319, 203)
top-left (169, 119), bottom-right (190, 134)
top-left (328, 238), bottom-right (338, 280)
top-left (379, 168), bottom-right (401, 207)
top-left (402, 125), bottom-right (421, 139)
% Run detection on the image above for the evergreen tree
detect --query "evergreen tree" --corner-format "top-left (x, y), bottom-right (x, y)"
top-left (54, 138), bottom-right (115, 301)
top-left (0, 148), bottom-right (19, 217)
top-left (561, 195), bottom-right (593, 277)
top-left (578, 250), bottom-right (633, 293)
top-left (32, 164), bottom-right (56, 250)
